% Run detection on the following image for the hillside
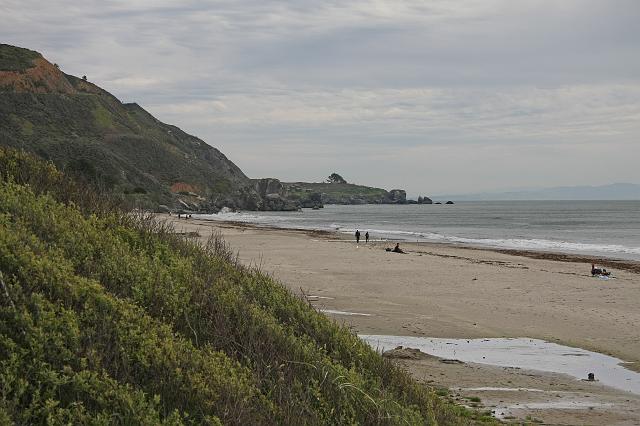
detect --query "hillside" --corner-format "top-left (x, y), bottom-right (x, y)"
top-left (0, 147), bottom-right (486, 424)
top-left (284, 181), bottom-right (408, 206)
top-left (0, 43), bottom-right (262, 211)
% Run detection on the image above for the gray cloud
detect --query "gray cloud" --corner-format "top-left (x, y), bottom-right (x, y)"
top-left (2, 0), bottom-right (639, 194)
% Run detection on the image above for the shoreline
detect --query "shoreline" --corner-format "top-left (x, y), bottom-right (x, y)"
top-left (163, 214), bottom-right (640, 424)
top-left (173, 214), bottom-right (640, 362)
top-left (190, 216), bottom-right (640, 275)
top-left (191, 216), bottom-right (640, 363)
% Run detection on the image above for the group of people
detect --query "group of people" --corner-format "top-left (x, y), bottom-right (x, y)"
top-left (354, 230), bottom-right (405, 253)
top-left (354, 230), bottom-right (369, 244)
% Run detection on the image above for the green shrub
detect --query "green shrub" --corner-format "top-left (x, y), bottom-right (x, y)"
top-left (0, 148), bottom-right (480, 425)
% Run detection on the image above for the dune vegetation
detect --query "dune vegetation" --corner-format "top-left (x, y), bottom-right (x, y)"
top-left (0, 148), bottom-right (487, 424)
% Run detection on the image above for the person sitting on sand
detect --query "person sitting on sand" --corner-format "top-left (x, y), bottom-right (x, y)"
top-left (591, 263), bottom-right (611, 276)
top-left (391, 243), bottom-right (404, 254)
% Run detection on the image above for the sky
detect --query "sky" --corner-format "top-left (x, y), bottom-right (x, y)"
top-left (2, 0), bottom-right (640, 196)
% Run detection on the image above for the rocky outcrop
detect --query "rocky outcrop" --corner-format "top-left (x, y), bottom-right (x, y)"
top-left (281, 181), bottom-right (427, 206)
top-left (385, 189), bottom-right (407, 204)
top-left (298, 192), bottom-right (323, 209)
top-left (254, 178), bottom-right (284, 197)
top-left (253, 178), bottom-right (299, 211)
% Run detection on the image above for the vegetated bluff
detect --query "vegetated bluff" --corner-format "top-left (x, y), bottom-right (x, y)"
top-left (0, 43), bottom-right (271, 211)
top-left (0, 148), bottom-right (485, 424)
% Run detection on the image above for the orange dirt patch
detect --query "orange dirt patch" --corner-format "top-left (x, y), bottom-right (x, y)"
top-left (170, 182), bottom-right (198, 194)
top-left (0, 58), bottom-right (77, 94)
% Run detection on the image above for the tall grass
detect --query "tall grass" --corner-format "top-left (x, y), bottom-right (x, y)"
top-left (0, 148), bottom-right (484, 424)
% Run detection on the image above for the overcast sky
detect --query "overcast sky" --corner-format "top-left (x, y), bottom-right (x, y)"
top-left (3, 0), bottom-right (640, 195)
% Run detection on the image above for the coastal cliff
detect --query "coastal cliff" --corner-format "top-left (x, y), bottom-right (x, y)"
top-left (0, 44), bottom-right (268, 212)
top-left (0, 44), bottom-right (431, 212)
top-left (283, 180), bottom-right (413, 206)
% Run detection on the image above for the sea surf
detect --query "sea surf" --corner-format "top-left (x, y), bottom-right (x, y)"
top-left (195, 201), bottom-right (640, 261)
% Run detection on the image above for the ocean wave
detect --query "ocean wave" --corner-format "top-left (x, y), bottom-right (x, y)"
top-left (196, 211), bottom-right (305, 224)
top-left (194, 212), bottom-right (640, 258)
top-left (445, 236), bottom-right (640, 255)
top-left (361, 228), bottom-right (640, 255)
top-left (333, 225), bottom-right (640, 255)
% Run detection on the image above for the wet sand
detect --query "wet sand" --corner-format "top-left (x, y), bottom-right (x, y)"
top-left (162, 214), bottom-right (640, 424)
top-left (388, 350), bottom-right (640, 425)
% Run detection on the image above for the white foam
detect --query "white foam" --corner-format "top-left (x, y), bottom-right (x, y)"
top-left (359, 228), bottom-right (640, 256)
top-left (193, 212), bottom-right (640, 258)
top-left (194, 212), bottom-right (321, 232)
top-left (446, 236), bottom-right (640, 256)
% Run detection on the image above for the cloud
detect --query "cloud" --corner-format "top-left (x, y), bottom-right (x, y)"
top-left (150, 84), bottom-right (640, 141)
top-left (1, 0), bottom-right (639, 193)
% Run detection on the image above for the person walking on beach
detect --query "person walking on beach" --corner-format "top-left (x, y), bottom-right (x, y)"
top-left (365, 231), bottom-right (369, 243)
top-left (355, 230), bottom-right (361, 244)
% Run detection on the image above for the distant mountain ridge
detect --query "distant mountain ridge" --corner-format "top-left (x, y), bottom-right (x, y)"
top-left (436, 183), bottom-right (640, 201)
top-left (0, 43), bottom-right (267, 211)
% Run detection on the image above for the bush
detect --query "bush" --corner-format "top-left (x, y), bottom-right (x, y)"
top-left (0, 148), bottom-right (479, 424)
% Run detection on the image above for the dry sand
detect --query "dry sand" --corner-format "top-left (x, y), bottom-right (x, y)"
top-left (163, 215), bottom-right (640, 425)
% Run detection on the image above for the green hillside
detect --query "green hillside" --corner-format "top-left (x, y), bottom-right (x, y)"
top-left (0, 43), bottom-right (260, 211)
top-left (0, 148), bottom-right (487, 424)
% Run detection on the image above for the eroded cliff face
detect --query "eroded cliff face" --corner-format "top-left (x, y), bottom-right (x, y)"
top-left (0, 58), bottom-right (76, 94)
top-left (0, 44), bottom-right (104, 95)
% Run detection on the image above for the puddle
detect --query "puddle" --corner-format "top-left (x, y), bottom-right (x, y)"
top-left (321, 309), bottom-right (372, 316)
top-left (360, 336), bottom-right (640, 395)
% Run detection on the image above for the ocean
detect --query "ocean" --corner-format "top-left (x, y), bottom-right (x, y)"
top-left (195, 201), bottom-right (640, 260)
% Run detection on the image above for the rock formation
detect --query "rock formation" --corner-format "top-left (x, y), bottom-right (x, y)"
top-left (385, 189), bottom-right (407, 204)
top-left (253, 178), bottom-right (299, 211)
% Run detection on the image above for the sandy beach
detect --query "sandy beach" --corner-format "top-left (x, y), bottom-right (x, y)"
top-left (163, 214), bottom-right (640, 424)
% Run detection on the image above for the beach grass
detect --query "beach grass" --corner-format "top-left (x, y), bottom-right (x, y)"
top-left (0, 148), bottom-right (490, 424)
